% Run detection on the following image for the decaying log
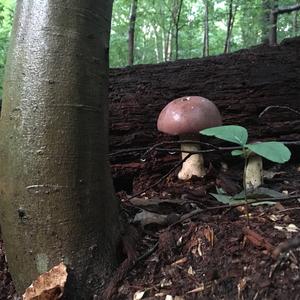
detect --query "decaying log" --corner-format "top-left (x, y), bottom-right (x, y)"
top-left (109, 37), bottom-right (300, 167)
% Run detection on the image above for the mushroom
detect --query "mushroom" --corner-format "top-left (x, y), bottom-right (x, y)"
top-left (157, 96), bottom-right (222, 180)
top-left (245, 153), bottom-right (263, 190)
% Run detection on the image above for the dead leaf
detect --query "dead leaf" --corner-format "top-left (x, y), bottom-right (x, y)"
top-left (133, 210), bottom-right (179, 226)
top-left (264, 170), bottom-right (286, 179)
top-left (133, 290), bottom-right (146, 300)
top-left (133, 210), bottom-right (169, 226)
top-left (23, 262), bottom-right (67, 300)
top-left (160, 278), bottom-right (172, 287)
top-left (187, 283), bottom-right (205, 294)
top-left (130, 197), bottom-right (184, 207)
top-left (203, 227), bottom-right (215, 246)
top-left (187, 266), bottom-right (195, 275)
top-left (237, 277), bottom-right (249, 299)
top-left (165, 296), bottom-right (185, 300)
top-left (171, 257), bottom-right (187, 266)
top-left (274, 224), bottom-right (300, 233)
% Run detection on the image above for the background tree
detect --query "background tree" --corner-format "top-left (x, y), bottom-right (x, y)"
top-left (270, 3), bottom-right (300, 45)
top-left (261, 0), bottom-right (274, 43)
top-left (0, 0), bottom-right (119, 297)
top-left (224, 0), bottom-right (238, 53)
top-left (1, 0), bottom-right (300, 91)
top-left (128, 0), bottom-right (138, 66)
top-left (0, 0), bottom-right (14, 97)
top-left (202, 0), bottom-right (210, 57)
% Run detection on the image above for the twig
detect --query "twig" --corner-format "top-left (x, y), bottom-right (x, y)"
top-left (273, 4), bottom-right (300, 15)
top-left (125, 153), bottom-right (193, 202)
top-left (134, 241), bottom-right (159, 265)
top-left (273, 234), bottom-right (300, 258)
top-left (109, 140), bottom-right (300, 158)
top-left (259, 105), bottom-right (300, 118)
top-left (243, 227), bottom-right (275, 255)
top-left (278, 207), bottom-right (300, 213)
top-left (168, 195), bottom-right (300, 228)
top-left (141, 140), bottom-right (225, 159)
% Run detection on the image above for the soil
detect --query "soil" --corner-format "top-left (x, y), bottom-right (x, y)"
top-left (107, 157), bottom-right (300, 300)
top-left (3, 153), bottom-right (300, 300)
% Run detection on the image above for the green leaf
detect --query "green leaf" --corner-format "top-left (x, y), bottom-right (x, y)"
top-left (210, 192), bottom-right (276, 206)
top-left (231, 150), bottom-right (244, 156)
top-left (246, 142), bottom-right (291, 163)
top-left (200, 125), bottom-right (248, 146)
top-left (210, 193), bottom-right (241, 204)
top-left (251, 201), bottom-right (276, 206)
top-left (248, 187), bottom-right (288, 199)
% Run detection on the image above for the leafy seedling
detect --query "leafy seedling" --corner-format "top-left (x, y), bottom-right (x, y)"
top-left (200, 125), bottom-right (291, 222)
top-left (200, 125), bottom-right (291, 190)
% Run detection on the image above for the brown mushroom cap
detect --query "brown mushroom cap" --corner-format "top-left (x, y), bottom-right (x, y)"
top-left (157, 96), bottom-right (222, 135)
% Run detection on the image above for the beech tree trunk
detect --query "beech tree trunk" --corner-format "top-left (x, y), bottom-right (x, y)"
top-left (0, 0), bottom-right (119, 297)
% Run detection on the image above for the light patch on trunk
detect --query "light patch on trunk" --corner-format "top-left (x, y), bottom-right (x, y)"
top-left (36, 253), bottom-right (49, 274)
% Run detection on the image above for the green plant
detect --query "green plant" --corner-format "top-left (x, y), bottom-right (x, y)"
top-left (200, 125), bottom-right (291, 207)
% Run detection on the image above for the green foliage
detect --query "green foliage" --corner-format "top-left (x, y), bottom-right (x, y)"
top-left (200, 125), bottom-right (291, 163)
top-left (200, 125), bottom-right (248, 146)
top-left (0, 0), bottom-right (299, 92)
top-left (110, 0), bottom-right (300, 66)
top-left (246, 142), bottom-right (291, 163)
top-left (0, 0), bottom-right (14, 96)
top-left (210, 187), bottom-right (287, 206)
top-left (201, 125), bottom-right (291, 207)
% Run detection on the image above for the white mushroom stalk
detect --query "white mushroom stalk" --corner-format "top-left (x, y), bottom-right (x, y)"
top-left (245, 154), bottom-right (263, 190)
top-left (178, 143), bottom-right (205, 180)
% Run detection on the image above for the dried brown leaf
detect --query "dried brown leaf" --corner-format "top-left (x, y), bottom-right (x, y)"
top-left (23, 262), bottom-right (67, 300)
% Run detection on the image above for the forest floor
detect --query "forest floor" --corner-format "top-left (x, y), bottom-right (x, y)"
top-left (105, 151), bottom-right (300, 300)
top-left (1, 156), bottom-right (300, 300)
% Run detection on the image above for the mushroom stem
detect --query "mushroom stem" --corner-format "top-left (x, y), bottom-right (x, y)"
top-left (178, 143), bottom-right (206, 180)
top-left (245, 154), bottom-right (263, 190)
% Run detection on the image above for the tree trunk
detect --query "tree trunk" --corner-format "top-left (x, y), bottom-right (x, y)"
top-left (173, 0), bottom-right (183, 60)
top-left (203, 0), bottom-right (209, 57)
top-left (0, 0), bottom-right (119, 298)
top-left (269, 3), bottom-right (300, 46)
top-left (261, 0), bottom-right (272, 44)
top-left (165, 21), bottom-right (173, 61)
top-left (128, 0), bottom-right (138, 66)
top-left (224, 0), bottom-right (237, 54)
top-left (293, 11), bottom-right (299, 36)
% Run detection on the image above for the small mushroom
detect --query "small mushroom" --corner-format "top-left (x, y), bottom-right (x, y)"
top-left (245, 153), bottom-right (263, 190)
top-left (157, 96), bottom-right (222, 180)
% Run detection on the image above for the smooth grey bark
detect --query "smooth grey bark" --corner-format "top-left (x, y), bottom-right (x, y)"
top-left (128, 0), bottom-right (138, 66)
top-left (0, 0), bottom-right (119, 298)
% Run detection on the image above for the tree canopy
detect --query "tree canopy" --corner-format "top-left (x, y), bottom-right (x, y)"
top-left (0, 0), bottom-right (299, 94)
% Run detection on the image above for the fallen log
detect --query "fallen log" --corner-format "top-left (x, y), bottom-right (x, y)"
top-left (109, 37), bottom-right (300, 166)
top-left (109, 38), bottom-right (300, 191)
